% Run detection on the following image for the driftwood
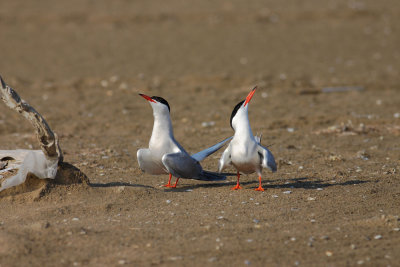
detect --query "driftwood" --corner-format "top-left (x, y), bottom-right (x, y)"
top-left (0, 76), bottom-right (62, 161)
top-left (0, 75), bottom-right (64, 192)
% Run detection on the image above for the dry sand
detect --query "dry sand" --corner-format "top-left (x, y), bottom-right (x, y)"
top-left (0, 0), bottom-right (399, 266)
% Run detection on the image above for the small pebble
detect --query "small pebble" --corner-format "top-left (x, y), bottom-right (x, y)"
top-left (272, 195), bottom-right (278, 198)
top-left (393, 228), bottom-right (400, 231)
top-left (110, 75), bottom-right (119, 83)
top-left (118, 260), bottom-right (126, 265)
top-left (307, 197), bottom-right (316, 201)
top-left (351, 244), bottom-right (356, 249)
top-left (208, 257), bottom-right (217, 262)
top-left (394, 113), bottom-right (400, 118)
top-left (287, 127), bottom-right (295, 133)
top-left (374, 234), bottom-right (382, 240)
top-left (72, 218), bottom-right (79, 221)
top-left (201, 121), bottom-right (215, 127)
top-left (244, 260), bottom-right (251, 265)
top-left (168, 256), bottom-right (182, 261)
top-left (357, 260), bottom-right (364, 265)
top-left (100, 80), bottom-right (108, 87)
top-left (316, 188), bottom-right (323, 191)
top-left (283, 191), bottom-right (292, 194)
top-left (166, 200), bottom-right (171, 204)
top-left (240, 57), bottom-right (248, 65)
top-left (325, 251), bottom-right (333, 257)
top-left (119, 83), bottom-right (128, 90)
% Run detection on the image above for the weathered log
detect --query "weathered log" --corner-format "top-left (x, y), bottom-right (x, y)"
top-left (0, 76), bottom-right (62, 192)
top-left (0, 76), bottom-right (62, 161)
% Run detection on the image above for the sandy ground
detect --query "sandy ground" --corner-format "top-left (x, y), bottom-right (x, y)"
top-left (0, 0), bottom-right (400, 266)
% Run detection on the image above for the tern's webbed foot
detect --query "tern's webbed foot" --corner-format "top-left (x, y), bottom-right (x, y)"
top-left (163, 173), bottom-right (174, 188)
top-left (170, 178), bottom-right (180, 188)
top-left (255, 176), bottom-right (264, 191)
top-left (231, 184), bottom-right (242, 190)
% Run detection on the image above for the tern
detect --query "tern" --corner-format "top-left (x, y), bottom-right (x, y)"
top-left (137, 94), bottom-right (231, 188)
top-left (218, 87), bottom-right (277, 191)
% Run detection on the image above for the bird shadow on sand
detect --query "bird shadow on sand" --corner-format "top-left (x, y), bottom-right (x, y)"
top-left (89, 182), bottom-right (154, 189)
top-left (167, 177), bottom-right (368, 192)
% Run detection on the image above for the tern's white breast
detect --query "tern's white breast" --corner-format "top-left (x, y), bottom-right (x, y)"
top-left (230, 140), bottom-right (260, 174)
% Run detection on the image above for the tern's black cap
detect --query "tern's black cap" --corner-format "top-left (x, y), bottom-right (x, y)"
top-left (151, 96), bottom-right (170, 112)
top-left (230, 100), bottom-right (244, 128)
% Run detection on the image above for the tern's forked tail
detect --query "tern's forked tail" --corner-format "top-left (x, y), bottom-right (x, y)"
top-left (197, 170), bottom-right (227, 181)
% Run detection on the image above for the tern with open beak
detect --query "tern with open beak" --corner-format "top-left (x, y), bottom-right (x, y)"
top-left (137, 94), bottom-right (231, 188)
top-left (218, 87), bottom-right (277, 191)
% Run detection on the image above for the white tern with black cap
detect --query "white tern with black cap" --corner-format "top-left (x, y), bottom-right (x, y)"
top-left (218, 86), bottom-right (277, 191)
top-left (137, 94), bottom-right (232, 188)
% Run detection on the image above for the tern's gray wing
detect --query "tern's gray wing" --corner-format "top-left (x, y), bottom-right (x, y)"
top-left (218, 143), bottom-right (232, 173)
top-left (191, 136), bottom-right (232, 162)
top-left (257, 144), bottom-right (277, 172)
top-left (162, 152), bottom-right (203, 179)
top-left (162, 152), bottom-right (226, 181)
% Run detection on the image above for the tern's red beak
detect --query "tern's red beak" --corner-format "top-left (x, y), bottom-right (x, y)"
top-left (139, 93), bottom-right (156, 103)
top-left (243, 86), bottom-right (257, 107)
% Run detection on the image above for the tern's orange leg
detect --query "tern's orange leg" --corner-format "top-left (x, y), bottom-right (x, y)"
top-left (163, 174), bottom-right (173, 188)
top-left (171, 178), bottom-right (180, 188)
top-left (231, 172), bottom-right (242, 190)
top-left (255, 176), bottom-right (265, 191)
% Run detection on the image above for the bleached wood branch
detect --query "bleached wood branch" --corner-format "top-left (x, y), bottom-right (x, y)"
top-left (0, 75), bottom-right (62, 192)
top-left (0, 76), bottom-right (62, 161)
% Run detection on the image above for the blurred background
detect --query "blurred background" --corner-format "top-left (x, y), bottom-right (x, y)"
top-left (1, 1), bottom-right (400, 266)
top-left (0, 0), bottom-right (399, 87)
